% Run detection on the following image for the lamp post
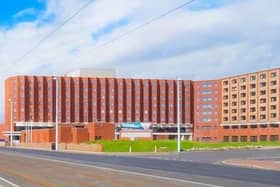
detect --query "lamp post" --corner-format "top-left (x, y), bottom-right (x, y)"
top-left (53, 77), bottom-right (59, 151)
top-left (8, 99), bottom-right (13, 147)
top-left (177, 78), bottom-right (181, 153)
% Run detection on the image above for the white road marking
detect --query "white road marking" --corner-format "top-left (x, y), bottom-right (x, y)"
top-left (0, 151), bottom-right (223, 187)
top-left (0, 177), bottom-right (20, 187)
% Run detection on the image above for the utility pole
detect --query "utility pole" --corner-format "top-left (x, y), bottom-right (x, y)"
top-left (9, 99), bottom-right (13, 147)
top-left (53, 77), bottom-right (59, 151)
top-left (177, 78), bottom-right (181, 153)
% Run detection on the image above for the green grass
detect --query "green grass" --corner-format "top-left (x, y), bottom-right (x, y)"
top-left (88, 140), bottom-right (280, 152)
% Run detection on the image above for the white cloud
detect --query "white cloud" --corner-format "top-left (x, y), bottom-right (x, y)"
top-left (0, 0), bottom-right (280, 121)
top-left (13, 8), bottom-right (37, 19)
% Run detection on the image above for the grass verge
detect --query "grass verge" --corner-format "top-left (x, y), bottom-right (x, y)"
top-left (88, 140), bottom-right (280, 152)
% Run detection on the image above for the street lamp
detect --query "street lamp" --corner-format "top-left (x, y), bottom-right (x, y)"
top-left (177, 78), bottom-right (181, 153)
top-left (53, 77), bottom-right (59, 151)
top-left (8, 99), bottom-right (13, 147)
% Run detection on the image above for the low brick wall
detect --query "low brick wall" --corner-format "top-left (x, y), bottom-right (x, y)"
top-left (17, 143), bottom-right (103, 152)
top-left (65, 144), bottom-right (103, 152)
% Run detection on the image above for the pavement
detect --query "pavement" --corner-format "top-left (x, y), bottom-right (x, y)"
top-left (0, 147), bottom-right (279, 187)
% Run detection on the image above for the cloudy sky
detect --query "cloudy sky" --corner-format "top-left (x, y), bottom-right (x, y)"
top-left (0, 0), bottom-right (279, 121)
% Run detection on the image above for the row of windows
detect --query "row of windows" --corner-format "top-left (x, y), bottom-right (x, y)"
top-left (223, 97), bottom-right (277, 107)
top-left (224, 105), bottom-right (277, 114)
top-left (223, 135), bottom-right (279, 142)
top-left (224, 81), bottom-right (277, 92)
top-left (223, 89), bottom-right (277, 100)
top-left (223, 113), bottom-right (278, 121)
top-left (223, 124), bottom-right (279, 129)
top-left (223, 72), bottom-right (277, 85)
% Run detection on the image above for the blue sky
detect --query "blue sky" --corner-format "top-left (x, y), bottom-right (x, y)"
top-left (0, 0), bottom-right (46, 27)
top-left (0, 0), bottom-right (279, 121)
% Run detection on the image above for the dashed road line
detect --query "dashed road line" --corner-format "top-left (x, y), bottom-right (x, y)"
top-left (0, 177), bottom-right (20, 187)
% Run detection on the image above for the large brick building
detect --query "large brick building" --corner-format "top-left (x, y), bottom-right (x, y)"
top-left (3, 68), bottom-right (280, 143)
top-left (4, 75), bottom-right (193, 143)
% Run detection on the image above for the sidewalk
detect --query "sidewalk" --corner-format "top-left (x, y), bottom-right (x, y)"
top-left (223, 159), bottom-right (280, 171)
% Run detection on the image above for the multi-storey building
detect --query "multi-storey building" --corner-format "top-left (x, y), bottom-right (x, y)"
top-left (193, 80), bottom-right (221, 142)
top-left (3, 68), bottom-right (280, 143)
top-left (220, 69), bottom-right (280, 142)
top-left (4, 76), bottom-right (193, 142)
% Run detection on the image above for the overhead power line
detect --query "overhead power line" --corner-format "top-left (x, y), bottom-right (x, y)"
top-left (93, 0), bottom-right (197, 49)
top-left (14, 0), bottom-right (95, 64)
top-left (14, 0), bottom-right (197, 64)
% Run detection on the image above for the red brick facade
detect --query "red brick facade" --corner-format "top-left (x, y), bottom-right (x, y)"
top-left (5, 76), bottom-right (192, 127)
top-left (0, 125), bottom-right (4, 140)
top-left (4, 68), bottom-right (280, 143)
top-left (193, 80), bottom-right (222, 142)
top-left (20, 123), bottom-right (114, 144)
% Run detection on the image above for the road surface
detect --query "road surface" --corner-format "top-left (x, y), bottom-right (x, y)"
top-left (0, 147), bottom-right (279, 187)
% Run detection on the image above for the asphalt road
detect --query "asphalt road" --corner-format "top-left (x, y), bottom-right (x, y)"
top-left (138, 149), bottom-right (280, 163)
top-left (0, 147), bottom-right (279, 187)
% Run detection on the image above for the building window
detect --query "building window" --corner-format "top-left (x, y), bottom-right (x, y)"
top-left (223, 136), bottom-right (230, 142)
top-left (223, 117), bottom-right (229, 121)
top-left (260, 124), bottom-right (267, 128)
top-left (271, 89), bottom-right (277, 94)
top-left (250, 76), bottom-right (256, 81)
top-left (250, 100), bottom-right (256, 104)
top-left (260, 74), bottom-right (266, 79)
top-left (240, 136), bottom-right (247, 142)
top-left (270, 105), bottom-right (277, 110)
top-left (271, 72), bottom-right (277, 78)
top-left (250, 84), bottom-right (256, 90)
top-left (250, 125), bottom-right (257, 129)
top-left (270, 80), bottom-right (277, 86)
top-left (260, 106), bottom-right (266, 111)
top-left (250, 136), bottom-right (257, 142)
top-left (232, 79), bottom-right (237, 84)
top-left (270, 113), bottom-right (277, 118)
top-left (270, 124), bottom-right (279, 128)
top-left (241, 116), bottom-right (246, 120)
top-left (232, 116), bottom-right (237, 121)
top-left (202, 91), bottom-right (212, 94)
top-left (260, 135), bottom-right (267, 141)
top-left (270, 135), bottom-right (279, 141)
top-left (271, 97), bottom-right (277, 102)
top-left (260, 90), bottom-right (266, 95)
top-left (232, 136), bottom-right (239, 142)
top-left (241, 85), bottom-right (246, 90)
top-left (250, 115), bottom-right (256, 120)
top-left (260, 82), bottom-right (266, 87)
top-left (260, 114), bottom-right (266, 120)
top-left (223, 81), bottom-right (228, 86)
top-left (260, 98), bottom-right (266, 103)
top-left (240, 78), bottom-right (246, 83)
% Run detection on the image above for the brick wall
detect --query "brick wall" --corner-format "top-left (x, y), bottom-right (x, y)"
top-left (72, 127), bottom-right (89, 144)
top-left (88, 122), bottom-right (115, 141)
top-left (0, 125), bottom-right (4, 139)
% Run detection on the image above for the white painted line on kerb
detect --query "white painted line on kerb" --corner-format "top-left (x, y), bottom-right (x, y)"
top-left (0, 177), bottom-right (20, 187)
top-left (0, 151), bottom-right (223, 187)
